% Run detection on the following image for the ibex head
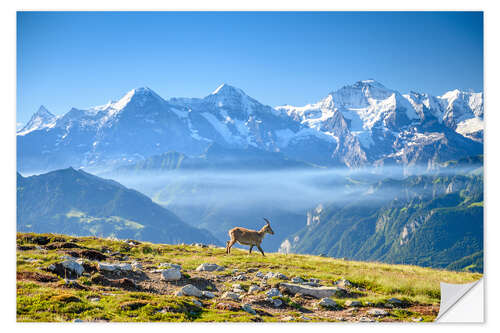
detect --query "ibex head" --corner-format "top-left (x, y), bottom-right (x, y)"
top-left (262, 218), bottom-right (274, 235)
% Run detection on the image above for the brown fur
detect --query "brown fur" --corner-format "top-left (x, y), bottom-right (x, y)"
top-left (226, 218), bottom-right (274, 256)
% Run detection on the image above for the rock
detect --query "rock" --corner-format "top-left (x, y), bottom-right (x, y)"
top-left (202, 291), bottom-right (215, 299)
top-left (255, 271), bottom-right (264, 278)
top-left (73, 318), bottom-right (83, 322)
top-left (159, 263), bottom-right (182, 270)
top-left (358, 317), bottom-right (374, 322)
top-left (282, 316), bottom-right (294, 321)
top-left (367, 308), bottom-right (389, 317)
top-left (61, 260), bottom-right (84, 277)
top-left (335, 278), bottom-right (353, 288)
top-left (291, 277), bottom-right (304, 284)
top-left (232, 274), bottom-right (247, 281)
top-left (299, 315), bottom-right (312, 321)
top-left (265, 288), bottom-right (282, 298)
top-left (98, 262), bottom-right (131, 272)
top-left (131, 261), bottom-right (142, 270)
top-left (232, 283), bottom-right (242, 290)
top-left (248, 285), bottom-right (260, 293)
top-left (412, 317), bottom-right (423, 322)
top-left (387, 297), bottom-right (403, 305)
top-left (273, 299), bottom-right (283, 307)
top-left (222, 291), bottom-right (241, 301)
top-left (276, 273), bottom-right (289, 280)
top-left (345, 300), bottom-right (362, 307)
top-left (89, 297), bottom-right (100, 302)
top-left (196, 263), bottom-right (223, 272)
top-left (242, 303), bottom-right (256, 315)
top-left (264, 272), bottom-right (275, 279)
top-left (179, 284), bottom-right (203, 297)
top-left (319, 298), bottom-right (337, 308)
top-left (174, 290), bottom-right (184, 296)
top-left (309, 278), bottom-right (320, 284)
top-left (280, 283), bottom-right (345, 299)
top-left (193, 299), bottom-right (202, 307)
top-left (161, 268), bottom-right (182, 281)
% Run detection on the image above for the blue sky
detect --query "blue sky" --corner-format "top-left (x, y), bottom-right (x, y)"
top-left (17, 11), bottom-right (483, 123)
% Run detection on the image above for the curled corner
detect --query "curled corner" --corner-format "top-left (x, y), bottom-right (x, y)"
top-left (435, 278), bottom-right (483, 322)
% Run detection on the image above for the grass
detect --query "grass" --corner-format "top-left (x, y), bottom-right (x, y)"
top-left (16, 232), bottom-right (482, 322)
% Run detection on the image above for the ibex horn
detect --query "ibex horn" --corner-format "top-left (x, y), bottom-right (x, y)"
top-left (263, 218), bottom-right (270, 225)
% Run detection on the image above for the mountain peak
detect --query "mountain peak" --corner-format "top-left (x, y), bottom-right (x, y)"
top-left (112, 86), bottom-right (164, 110)
top-left (35, 105), bottom-right (54, 117)
top-left (18, 105), bottom-right (57, 135)
top-left (210, 83), bottom-right (247, 97)
top-left (353, 79), bottom-right (387, 89)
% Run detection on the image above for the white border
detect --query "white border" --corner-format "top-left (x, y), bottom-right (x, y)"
top-left (2, 1), bottom-right (498, 332)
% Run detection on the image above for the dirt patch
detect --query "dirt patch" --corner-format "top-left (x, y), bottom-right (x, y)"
top-left (46, 242), bottom-right (81, 250)
top-left (90, 273), bottom-right (139, 291)
top-left (17, 271), bottom-right (59, 283)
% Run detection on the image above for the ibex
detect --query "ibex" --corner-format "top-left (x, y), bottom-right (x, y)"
top-left (226, 218), bottom-right (274, 256)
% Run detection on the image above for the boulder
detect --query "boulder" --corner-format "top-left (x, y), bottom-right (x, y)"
top-left (367, 308), bottom-right (389, 317)
top-left (318, 298), bottom-right (337, 308)
top-left (131, 261), bottom-right (143, 270)
top-left (291, 277), bottom-right (304, 284)
top-left (280, 283), bottom-right (345, 299)
top-left (387, 297), bottom-right (403, 305)
top-left (345, 300), bottom-right (362, 307)
top-left (161, 268), bottom-right (182, 281)
top-left (179, 284), bottom-right (203, 297)
top-left (202, 291), bottom-right (215, 299)
top-left (193, 299), bottom-right (202, 307)
top-left (222, 291), bottom-right (241, 301)
top-left (61, 260), bottom-right (84, 277)
top-left (265, 288), bottom-right (282, 298)
top-left (196, 263), bottom-right (224, 272)
top-left (273, 299), bottom-right (283, 307)
top-left (255, 271), bottom-right (264, 278)
top-left (97, 262), bottom-right (132, 272)
top-left (242, 303), bottom-right (256, 315)
top-left (248, 285), bottom-right (261, 293)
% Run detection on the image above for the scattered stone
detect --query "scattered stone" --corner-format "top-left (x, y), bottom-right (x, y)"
top-left (264, 272), bottom-right (275, 279)
top-left (335, 278), bottom-right (353, 288)
top-left (202, 291), bottom-right (215, 299)
top-left (265, 288), bottom-right (282, 298)
top-left (159, 263), bottom-right (182, 270)
top-left (232, 283), bottom-right (242, 290)
top-left (291, 277), bottom-right (304, 284)
top-left (97, 262), bottom-right (132, 272)
top-left (216, 303), bottom-right (240, 311)
top-left (412, 317), bottom-right (423, 322)
top-left (232, 274), bottom-right (247, 281)
top-left (73, 318), bottom-right (83, 322)
top-left (89, 297), bottom-right (100, 302)
top-left (299, 315), bottom-right (312, 321)
top-left (282, 316), bottom-right (294, 321)
top-left (131, 261), bottom-right (143, 270)
top-left (242, 303), bottom-right (256, 315)
top-left (161, 268), bottom-right (182, 281)
top-left (367, 308), bottom-right (389, 317)
top-left (179, 284), bottom-right (203, 297)
top-left (222, 291), bottom-right (241, 301)
top-left (345, 300), bottom-right (362, 307)
top-left (318, 297), bottom-right (338, 308)
top-left (280, 283), bottom-right (345, 299)
top-left (387, 297), bottom-right (403, 305)
top-left (336, 317), bottom-right (347, 321)
top-left (248, 285), bottom-right (261, 293)
top-left (272, 299), bottom-right (283, 307)
top-left (274, 272), bottom-right (289, 280)
top-left (193, 299), bottom-right (202, 307)
top-left (358, 317), bottom-right (374, 322)
top-left (255, 271), bottom-right (264, 278)
top-left (196, 263), bottom-right (224, 272)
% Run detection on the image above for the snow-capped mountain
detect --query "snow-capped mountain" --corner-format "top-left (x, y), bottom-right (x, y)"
top-left (18, 105), bottom-right (57, 135)
top-left (277, 80), bottom-right (483, 167)
top-left (17, 80), bottom-right (483, 173)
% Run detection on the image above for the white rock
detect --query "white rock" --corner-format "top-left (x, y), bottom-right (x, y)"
top-left (180, 284), bottom-right (203, 297)
top-left (282, 316), bottom-right (294, 321)
top-left (273, 299), bottom-right (283, 307)
top-left (319, 298), bottom-right (337, 308)
top-left (264, 272), bottom-right (275, 279)
top-left (367, 308), bottom-right (389, 317)
top-left (196, 263), bottom-right (224, 272)
top-left (358, 317), bottom-right (374, 322)
top-left (232, 283), bottom-right (242, 289)
top-left (291, 277), bottom-right (304, 284)
top-left (116, 263), bottom-right (132, 271)
top-left (161, 268), bottom-right (182, 281)
top-left (242, 303), bottom-right (256, 315)
top-left (300, 315), bottom-right (312, 321)
top-left (345, 300), bottom-right (362, 307)
top-left (222, 291), bottom-right (241, 301)
top-left (255, 271), bottom-right (264, 278)
top-left (280, 283), bottom-right (345, 299)
top-left (61, 260), bottom-right (84, 276)
top-left (131, 261), bottom-right (142, 270)
top-left (266, 288), bottom-right (282, 298)
top-left (202, 291), bottom-right (215, 299)
top-left (248, 285), bottom-right (261, 293)
top-left (411, 317), bottom-right (423, 322)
